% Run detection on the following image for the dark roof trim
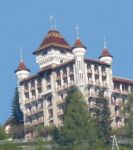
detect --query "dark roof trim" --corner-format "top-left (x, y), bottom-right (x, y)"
top-left (113, 77), bottom-right (133, 85)
top-left (84, 58), bottom-right (110, 67)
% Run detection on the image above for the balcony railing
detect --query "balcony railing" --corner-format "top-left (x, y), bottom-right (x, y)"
top-left (87, 69), bottom-right (92, 73)
top-left (102, 72), bottom-right (107, 76)
top-left (25, 109), bottom-right (43, 117)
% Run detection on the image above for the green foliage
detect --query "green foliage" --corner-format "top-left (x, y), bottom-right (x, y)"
top-left (34, 138), bottom-right (48, 150)
top-left (121, 93), bottom-right (133, 138)
top-left (35, 125), bottom-right (54, 138)
top-left (53, 87), bottom-right (98, 150)
top-left (0, 125), bottom-right (8, 140)
top-left (91, 91), bottom-right (112, 144)
top-left (11, 88), bottom-right (23, 125)
top-left (0, 142), bottom-right (21, 150)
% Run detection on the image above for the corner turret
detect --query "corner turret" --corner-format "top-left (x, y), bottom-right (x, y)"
top-left (99, 38), bottom-right (113, 65)
top-left (15, 60), bottom-right (30, 82)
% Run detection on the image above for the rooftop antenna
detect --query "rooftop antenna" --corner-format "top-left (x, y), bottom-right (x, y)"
top-left (49, 15), bottom-right (56, 30)
top-left (75, 23), bottom-right (80, 39)
top-left (104, 35), bottom-right (107, 49)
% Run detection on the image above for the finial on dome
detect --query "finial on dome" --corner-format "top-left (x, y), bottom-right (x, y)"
top-left (104, 35), bottom-right (107, 49)
top-left (49, 15), bottom-right (56, 30)
top-left (75, 23), bottom-right (80, 39)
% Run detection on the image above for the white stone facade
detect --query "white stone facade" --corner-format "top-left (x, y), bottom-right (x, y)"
top-left (15, 29), bottom-right (133, 139)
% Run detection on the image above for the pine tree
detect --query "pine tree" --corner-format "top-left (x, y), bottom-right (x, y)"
top-left (11, 87), bottom-right (23, 124)
top-left (53, 87), bottom-right (98, 150)
top-left (0, 125), bottom-right (8, 140)
top-left (91, 91), bottom-right (112, 144)
top-left (10, 88), bottom-right (24, 139)
top-left (123, 92), bottom-right (133, 139)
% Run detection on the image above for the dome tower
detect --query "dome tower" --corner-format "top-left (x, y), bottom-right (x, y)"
top-left (15, 58), bottom-right (30, 82)
top-left (99, 38), bottom-right (113, 65)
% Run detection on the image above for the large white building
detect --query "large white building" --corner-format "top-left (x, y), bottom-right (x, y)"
top-left (15, 27), bottom-right (133, 139)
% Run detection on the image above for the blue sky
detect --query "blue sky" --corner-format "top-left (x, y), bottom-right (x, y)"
top-left (0, 0), bottom-right (133, 124)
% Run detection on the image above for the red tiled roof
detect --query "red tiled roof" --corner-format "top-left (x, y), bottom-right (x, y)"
top-left (33, 30), bottom-right (71, 54)
top-left (99, 48), bottom-right (113, 59)
top-left (73, 39), bottom-right (86, 49)
top-left (15, 61), bottom-right (30, 73)
top-left (113, 77), bottom-right (133, 85)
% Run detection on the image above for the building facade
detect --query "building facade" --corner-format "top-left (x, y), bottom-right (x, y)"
top-left (15, 28), bottom-right (133, 139)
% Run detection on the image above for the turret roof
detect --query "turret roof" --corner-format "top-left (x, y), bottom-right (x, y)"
top-left (15, 61), bottom-right (30, 73)
top-left (33, 30), bottom-right (71, 54)
top-left (73, 39), bottom-right (86, 49)
top-left (99, 48), bottom-right (113, 59)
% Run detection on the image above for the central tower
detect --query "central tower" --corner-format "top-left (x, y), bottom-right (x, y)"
top-left (33, 29), bottom-right (74, 69)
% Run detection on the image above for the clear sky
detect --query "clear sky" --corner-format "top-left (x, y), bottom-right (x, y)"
top-left (0, 0), bottom-right (133, 124)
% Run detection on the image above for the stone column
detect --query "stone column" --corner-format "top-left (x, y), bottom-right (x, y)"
top-left (28, 83), bottom-right (32, 100)
top-left (91, 65), bottom-right (95, 84)
top-left (98, 66), bottom-right (102, 86)
top-left (35, 80), bottom-right (38, 99)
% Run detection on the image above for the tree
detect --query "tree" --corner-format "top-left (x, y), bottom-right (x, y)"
top-left (53, 87), bottom-right (98, 150)
top-left (91, 91), bottom-right (112, 144)
top-left (9, 88), bottom-right (24, 139)
top-left (0, 125), bottom-right (8, 140)
top-left (11, 88), bottom-right (23, 125)
top-left (122, 92), bottom-right (133, 138)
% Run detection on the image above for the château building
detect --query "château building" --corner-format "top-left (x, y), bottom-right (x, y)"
top-left (15, 25), bottom-right (133, 139)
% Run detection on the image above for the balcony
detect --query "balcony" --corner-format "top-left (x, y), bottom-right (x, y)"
top-left (25, 109), bottom-right (43, 117)
top-left (95, 81), bottom-right (100, 86)
top-left (48, 115), bottom-right (53, 120)
top-left (122, 90), bottom-right (129, 95)
top-left (31, 86), bottom-right (35, 91)
top-left (62, 74), bottom-right (67, 78)
top-left (31, 96), bottom-right (36, 102)
top-left (102, 72), bottom-right (107, 76)
top-left (31, 118), bottom-right (44, 126)
top-left (56, 86), bottom-right (62, 91)
top-left (113, 89), bottom-right (121, 94)
top-left (102, 82), bottom-right (108, 87)
top-left (37, 84), bottom-right (42, 88)
top-left (42, 89), bottom-right (52, 96)
top-left (56, 75), bottom-right (61, 80)
top-left (24, 88), bottom-right (29, 93)
top-left (88, 80), bottom-right (93, 84)
top-left (63, 84), bottom-right (68, 89)
top-left (69, 71), bottom-right (74, 75)
top-left (95, 70), bottom-right (99, 75)
top-left (57, 110), bottom-right (63, 116)
top-left (69, 81), bottom-right (74, 86)
top-left (25, 98), bottom-right (30, 104)
top-left (87, 69), bottom-right (92, 73)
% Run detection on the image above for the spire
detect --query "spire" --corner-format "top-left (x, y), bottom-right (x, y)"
top-left (19, 49), bottom-right (23, 62)
top-left (99, 37), bottom-right (113, 59)
top-left (49, 15), bottom-right (56, 30)
top-left (73, 24), bottom-right (86, 49)
top-left (75, 23), bottom-right (79, 39)
top-left (15, 50), bottom-right (30, 73)
top-left (104, 36), bottom-right (107, 49)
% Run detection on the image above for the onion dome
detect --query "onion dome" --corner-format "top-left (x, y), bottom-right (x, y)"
top-left (15, 61), bottom-right (30, 73)
top-left (99, 48), bottom-right (113, 59)
top-left (33, 29), bottom-right (71, 55)
top-left (73, 39), bottom-right (86, 49)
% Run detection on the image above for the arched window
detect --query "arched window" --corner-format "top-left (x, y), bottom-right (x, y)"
top-left (47, 95), bottom-right (52, 107)
top-left (45, 72), bottom-right (51, 83)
